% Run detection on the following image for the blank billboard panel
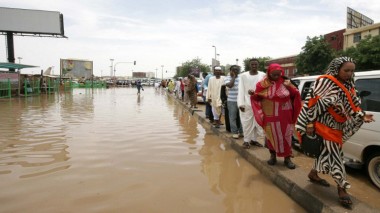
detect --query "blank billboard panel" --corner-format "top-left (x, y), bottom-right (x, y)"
top-left (0, 7), bottom-right (64, 36)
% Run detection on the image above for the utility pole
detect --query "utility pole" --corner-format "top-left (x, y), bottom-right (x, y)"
top-left (110, 59), bottom-right (114, 77)
top-left (161, 65), bottom-right (164, 80)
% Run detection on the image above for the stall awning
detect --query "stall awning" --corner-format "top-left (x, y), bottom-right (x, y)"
top-left (0, 62), bottom-right (39, 70)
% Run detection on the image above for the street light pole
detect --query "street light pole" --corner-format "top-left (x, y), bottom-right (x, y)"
top-left (212, 45), bottom-right (216, 66)
top-left (110, 59), bottom-right (114, 77)
top-left (236, 58), bottom-right (239, 65)
top-left (161, 65), bottom-right (164, 80)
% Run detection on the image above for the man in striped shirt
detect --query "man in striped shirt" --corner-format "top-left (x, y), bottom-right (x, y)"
top-left (224, 65), bottom-right (243, 139)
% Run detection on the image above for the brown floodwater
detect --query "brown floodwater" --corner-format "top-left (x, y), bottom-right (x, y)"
top-left (0, 87), bottom-right (305, 213)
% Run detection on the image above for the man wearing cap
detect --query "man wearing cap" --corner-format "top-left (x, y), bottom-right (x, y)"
top-left (237, 58), bottom-right (265, 149)
top-left (206, 66), bottom-right (225, 128)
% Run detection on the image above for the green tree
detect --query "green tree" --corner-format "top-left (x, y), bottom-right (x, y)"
top-left (341, 35), bottom-right (380, 71)
top-left (175, 58), bottom-right (211, 79)
top-left (243, 57), bottom-right (271, 72)
top-left (295, 36), bottom-right (336, 75)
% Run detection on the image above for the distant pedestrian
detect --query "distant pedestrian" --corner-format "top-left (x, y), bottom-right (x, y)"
top-left (202, 71), bottom-right (214, 122)
top-left (187, 74), bottom-right (198, 108)
top-left (136, 80), bottom-right (144, 94)
top-left (168, 79), bottom-right (175, 94)
top-left (206, 66), bottom-right (225, 128)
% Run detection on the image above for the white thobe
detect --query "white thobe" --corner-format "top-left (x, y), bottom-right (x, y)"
top-left (206, 76), bottom-right (225, 120)
top-left (237, 71), bottom-right (266, 142)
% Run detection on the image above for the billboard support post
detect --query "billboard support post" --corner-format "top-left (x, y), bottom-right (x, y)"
top-left (6, 32), bottom-right (15, 72)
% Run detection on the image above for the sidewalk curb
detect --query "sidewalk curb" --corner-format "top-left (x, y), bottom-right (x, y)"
top-left (172, 96), bottom-right (378, 213)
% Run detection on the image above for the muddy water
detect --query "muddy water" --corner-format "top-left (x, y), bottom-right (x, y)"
top-left (0, 88), bottom-right (305, 213)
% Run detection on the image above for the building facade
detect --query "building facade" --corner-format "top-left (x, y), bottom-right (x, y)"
top-left (324, 29), bottom-right (345, 51)
top-left (343, 22), bottom-right (380, 50)
top-left (266, 55), bottom-right (298, 77)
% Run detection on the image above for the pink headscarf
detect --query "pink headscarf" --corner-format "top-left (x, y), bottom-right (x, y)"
top-left (267, 63), bottom-right (285, 84)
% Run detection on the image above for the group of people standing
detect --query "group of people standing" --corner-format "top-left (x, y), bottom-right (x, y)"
top-left (199, 56), bottom-right (374, 209)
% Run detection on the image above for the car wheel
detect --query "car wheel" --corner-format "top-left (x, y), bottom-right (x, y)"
top-left (366, 151), bottom-right (380, 189)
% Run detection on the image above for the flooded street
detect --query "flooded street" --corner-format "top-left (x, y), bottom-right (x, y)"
top-left (0, 87), bottom-right (305, 213)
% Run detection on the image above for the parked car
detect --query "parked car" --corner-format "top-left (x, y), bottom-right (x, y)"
top-left (196, 79), bottom-right (204, 103)
top-left (292, 70), bottom-right (380, 189)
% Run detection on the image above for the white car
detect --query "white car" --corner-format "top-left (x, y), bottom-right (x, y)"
top-left (292, 70), bottom-right (380, 189)
top-left (196, 80), bottom-right (204, 103)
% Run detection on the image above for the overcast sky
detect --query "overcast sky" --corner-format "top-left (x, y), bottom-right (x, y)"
top-left (1, 0), bottom-right (380, 78)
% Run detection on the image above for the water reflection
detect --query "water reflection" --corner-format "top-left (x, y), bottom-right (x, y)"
top-left (0, 88), bottom-right (305, 212)
top-left (0, 93), bottom-right (76, 178)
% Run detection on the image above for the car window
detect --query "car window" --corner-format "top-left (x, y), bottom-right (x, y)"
top-left (356, 78), bottom-right (380, 112)
top-left (291, 79), bottom-right (300, 88)
top-left (300, 81), bottom-right (314, 100)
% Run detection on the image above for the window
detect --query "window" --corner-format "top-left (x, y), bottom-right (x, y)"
top-left (356, 78), bottom-right (380, 112)
top-left (353, 33), bottom-right (361, 43)
top-left (285, 69), bottom-right (289, 76)
top-left (300, 81), bottom-right (314, 100)
top-left (331, 35), bottom-right (337, 41)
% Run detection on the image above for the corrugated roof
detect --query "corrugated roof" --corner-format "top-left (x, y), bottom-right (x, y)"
top-left (0, 62), bottom-right (38, 69)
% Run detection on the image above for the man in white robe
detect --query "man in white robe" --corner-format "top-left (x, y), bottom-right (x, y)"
top-left (237, 58), bottom-right (266, 149)
top-left (206, 66), bottom-right (225, 128)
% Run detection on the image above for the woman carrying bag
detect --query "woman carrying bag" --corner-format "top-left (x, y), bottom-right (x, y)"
top-left (296, 56), bottom-right (375, 209)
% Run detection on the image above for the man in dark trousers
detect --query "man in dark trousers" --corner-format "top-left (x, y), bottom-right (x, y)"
top-left (136, 80), bottom-right (144, 94)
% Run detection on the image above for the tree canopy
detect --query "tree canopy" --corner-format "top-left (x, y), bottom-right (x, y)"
top-left (175, 58), bottom-right (211, 79)
top-left (341, 35), bottom-right (380, 71)
top-left (295, 36), bottom-right (336, 75)
top-left (243, 57), bottom-right (271, 72)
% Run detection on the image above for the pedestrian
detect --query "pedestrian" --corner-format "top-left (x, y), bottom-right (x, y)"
top-left (174, 78), bottom-right (181, 98)
top-left (168, 79), bottom-right (175, 94)
top-left (202, 71), bottom-right (214, 122)
top-left (296, 56), bottom-right (375, 209)
top-left (136, 80), bottom-right (144, 94)
top-left (180, 78), bottom-right (185, 101)
top-left (251, 63), bottom-right (302, 169)
top-left (206, 66), bottom-right (225, 128)
top-left (224, 65), bottom-right (243, 138)
top-left (187, 74), bottom-right (198, 108)
top-left (237, 58), bottom-right (266, 149)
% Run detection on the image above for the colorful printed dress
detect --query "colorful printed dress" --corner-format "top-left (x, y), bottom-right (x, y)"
top-left (251, 73), bottom-right (302, 157)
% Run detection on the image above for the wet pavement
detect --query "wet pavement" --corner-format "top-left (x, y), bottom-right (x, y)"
top-left (175, 92), bottom-right (380, 213)
top-left (0, 87), bottom-right (306, 213)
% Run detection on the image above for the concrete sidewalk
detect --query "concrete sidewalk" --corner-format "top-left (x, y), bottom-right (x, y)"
top-left (175, 98), bottom-right (379, 213)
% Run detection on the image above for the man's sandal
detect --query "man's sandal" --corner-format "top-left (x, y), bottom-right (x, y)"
top-left (242, 142), bottom-right (250, 149)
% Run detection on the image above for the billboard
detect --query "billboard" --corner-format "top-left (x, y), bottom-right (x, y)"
top-left (347, 7), bottom-right (374, 29)
top-left (132, 72), bottom-right (146, 78)
top-left (0, 7), bottom-right (65, 37)
top-left (60, 59), bottom-right (93, 79)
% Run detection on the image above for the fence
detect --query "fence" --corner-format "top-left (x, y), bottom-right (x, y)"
top-left (0, 78), bottom-right (11, 98)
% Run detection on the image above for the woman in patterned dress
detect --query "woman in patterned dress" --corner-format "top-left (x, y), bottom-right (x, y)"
top-left (296, 56), bottom-right (375, 209)
top-left (251, 63), bottom-right (302, 169)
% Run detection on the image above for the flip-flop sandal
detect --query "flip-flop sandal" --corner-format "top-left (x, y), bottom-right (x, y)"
top-left (242, 142), bottom-right (250, 149)
top-left (250, 141), bottom-right (263, 147)
top-left (339, 196), bottom-right (353, 209)
top-left (309, 178), bottom-right (330, 187)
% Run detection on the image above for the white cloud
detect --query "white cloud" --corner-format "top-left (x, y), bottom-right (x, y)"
top-left (1, 0), bottom-right (379, 77)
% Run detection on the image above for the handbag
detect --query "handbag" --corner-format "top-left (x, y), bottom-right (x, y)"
top-left (301, 133), bottom-right (323, 158)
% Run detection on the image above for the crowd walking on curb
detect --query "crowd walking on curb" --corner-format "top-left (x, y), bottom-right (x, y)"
top-left (162, 56), bottom-right (375, 210)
